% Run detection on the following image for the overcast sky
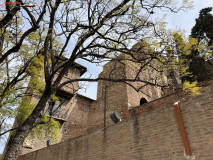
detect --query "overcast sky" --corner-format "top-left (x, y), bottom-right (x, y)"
top-left (0, 0), bottom-right (213, 154)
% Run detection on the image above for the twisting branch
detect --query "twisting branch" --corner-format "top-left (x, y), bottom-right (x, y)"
top-left (56, 77), bottom-right (165, 91)
top-left (0, 0), bottom-right (48, 64)
top-left (0, 0), bottom-right (21, 29)
top-left (0, 127), bottom-right (19, 137)
top-left (43, 0), bottom-right (62, 83)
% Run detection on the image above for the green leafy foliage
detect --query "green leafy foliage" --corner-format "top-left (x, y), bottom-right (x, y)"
top-left (36, 116), bottom-right (61, 143)
top-left (16, 97), bottom-right (35, 124)
top-left (186, 7), bottom-right (213, 82)
top-left (153, 31), bottom-right (203, 95)
top-left (25, 55), bottom-right (45, 99)
top-left (183, 81), bottom-right (201, 95)
top-left (28, 115), bottom-right (61, 143)
top-left (16, 54), bottom-right (61, 143)
top-left (0, 26), bottom-right (62, 142)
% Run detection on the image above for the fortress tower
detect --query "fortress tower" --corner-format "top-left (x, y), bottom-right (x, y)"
top-left (86, 40), bottom-right (168, 133)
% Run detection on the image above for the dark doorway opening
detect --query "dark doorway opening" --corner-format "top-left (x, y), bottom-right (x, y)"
top-left (140, 98), bottom-right (147, 105)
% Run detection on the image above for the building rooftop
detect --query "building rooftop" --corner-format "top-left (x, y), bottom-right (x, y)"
top-left (55, 55), bottom-right (87, 76)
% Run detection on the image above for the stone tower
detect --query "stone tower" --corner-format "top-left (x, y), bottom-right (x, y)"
top-left (87, 40), bottom-right (167, 132)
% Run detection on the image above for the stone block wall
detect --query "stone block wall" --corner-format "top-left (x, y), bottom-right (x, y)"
top-left (18, 91), bottom-right (213, 160)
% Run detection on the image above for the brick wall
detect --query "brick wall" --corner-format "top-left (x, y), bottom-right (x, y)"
top-left (18, 91), bottom-right (213, 160)
top-left (61, 94), bottom-right (93, 141)
top-left (57, 68), bottom-right (80, 94)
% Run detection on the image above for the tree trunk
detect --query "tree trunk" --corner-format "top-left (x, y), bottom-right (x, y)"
top-left (0, 33), bottom-right (4, 56)
top-left (2, 89), bottom-right (52, 160)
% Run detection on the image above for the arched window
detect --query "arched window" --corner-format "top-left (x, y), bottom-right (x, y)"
top-left (140, 98), bottom-right (147, 105)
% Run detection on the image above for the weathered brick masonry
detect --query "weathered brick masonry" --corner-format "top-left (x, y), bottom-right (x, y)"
top-left (18, 91), bottom-right (213, 160)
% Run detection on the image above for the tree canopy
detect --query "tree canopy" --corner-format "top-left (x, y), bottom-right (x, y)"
top-left (191, 7), bottom-right (213, 46)
top-left (0, 0), bottom-right (196, 159)
top-left (184, 7), bottom-right (213, 82)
